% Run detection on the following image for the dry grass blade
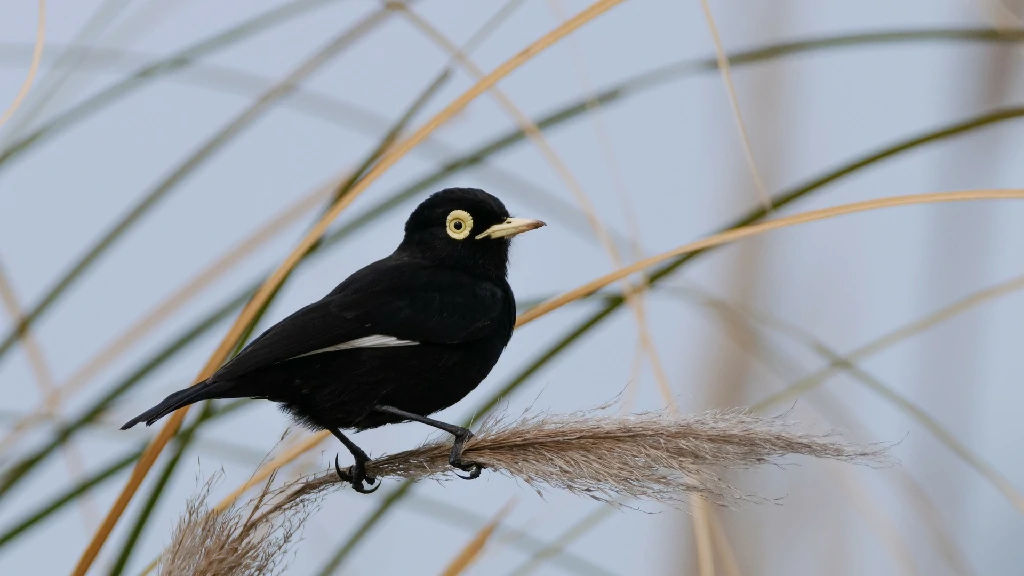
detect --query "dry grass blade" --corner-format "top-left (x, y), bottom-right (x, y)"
top-left (0, 181), bottom-right (333, 457)
top-left (212, 189), bottom-right (1007, 516)
top-left (73, 4), bottom-right (625, 573)
top-left (517, 188), bottom-right (1024, 326)
top-left (0, 260), bottom-right (96, 523)
top-left (439, 500), bottom-right (515, 576)
top-left (696, 0), bottom-right (772, 212)
top-left (397, 2), bottom-right (675, 424)
top-left (158, 471), bottom-right (324, 576)
top-left (0, 0), bottom-right (44, 129)
top-left (292, 408), bottom-right (889, 507)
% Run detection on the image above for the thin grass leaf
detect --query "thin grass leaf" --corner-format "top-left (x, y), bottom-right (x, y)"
top-left (0, 450), bottom-right (139, 549)
top-left (3, 25), bottom-right (1020, 367)
top-left (504, 505), bottom-right (615, 576)
top-left (0, 0), bottom-right (132, 138)
top-left (439, 500), bottom-right (515, 576)
top-left (0, 400), bottom-right (248, 552)
top-left (85, 69), bottom-right (452, 572)
top-left (229, 56), bottom-right (451, 352)
top-left (0, 0), bottom-right (43, 131)
top-left (0, 1), bottom-right (384, 365)
top-left (108, 402), bottom-right (217, 576)
top-left (158, 470), bottom-right (323, 576)
top-left (754, 325), bottom-right (1024, 514)
top-left (0, 289), bottom-right (250, 500)
top-left (315, 106), bottom-right (1024, 572)
top-left (78, 6), bottom-right (629, 574)
top-left (405, 493), bottom-right (618, 576)
top-left (0, 0), bottom-right (339, 168)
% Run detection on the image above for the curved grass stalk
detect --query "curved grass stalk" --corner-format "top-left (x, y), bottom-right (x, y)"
top-left (407, 493), bottom-right (619, 576)
top-left (0, 400), bottom-right (249, 551)
top-left (0, 0), bottom-right (44, 130)
top-left (0, 260), bottom-right (96, 523)
top-left (695, 0), bottom-right (772, 213)
top-left (440, 500), bottom-right (516, 576)
top-left (0, 289), bottom-right (249, 497)
top-left (4, 27), bottom-right (1020, 572)
top-left (396, 4), bottom-right (676, 423)
top-left (0, 27), bottom-right (1018, 147)
top-left (665, 284), bottom-right (974, 575)
top-left (72, 4), bottom-right (628, 573)
top-left (748, 311), bottom-right (1024, 514)
top-left (0, 0), bottom-right (350, 364)
top-left (107, 402), bottom-right (217, 576)
top-left (0, 0), bottom-right (124, 139)
top-left (0, 0), bottom-right (339, 166)
top-left (317, 107), bottom-right (1024, 570)
top-left (101, 64), bottom-right (455, 574)
top-left (2, 25), bottom-right (1022, 371)
top-left (0, 182), bottom-right (334, 456)
top-left (504, 505), bottom-right (616, 576)
top-left (751, 271), bottom-right (1024, 411)
top-left (517, 189), bottom-right (1024, 327)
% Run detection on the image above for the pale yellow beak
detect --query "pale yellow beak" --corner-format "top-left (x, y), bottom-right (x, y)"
top-left (475, 217), bottom-right (546, 240)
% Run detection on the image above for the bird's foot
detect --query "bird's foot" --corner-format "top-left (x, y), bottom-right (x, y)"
top-left (449, 430), bottom-right (484, 480)
top-left (334, 454), bottom-right (379, 494)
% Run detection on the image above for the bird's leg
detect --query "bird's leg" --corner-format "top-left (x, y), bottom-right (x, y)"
top-left (329, 428), bottom-right (379, 494)
top-left (374, 405), bottom-right (483, 480)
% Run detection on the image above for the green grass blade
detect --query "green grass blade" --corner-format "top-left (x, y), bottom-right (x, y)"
top-left (3, 26), bottom-right (1020, 367)
top-left (315, 482), bottom-right (415, 576)
top-left (315, 105), bottom-right (1024, 573)
top-left (0, 1), bottom-right (379, 365)
top-left (0, 67), bottom-right (450, 494)
top-left (0, 0), bottom-right (339, 169)
top-left (0, 399), bottom-right (249, 552)
top-left (0, 449), bottom-right (141, 549)
top-left (505, 505), bottom-right (617, 576)
top-left (107, 401), bottom-right (217, 576)
top-left (405, 494), bottom-right (619, 576)
top-left (64, 68), bottom-right (452, 569)
top-left (0, 290), bottom-right (251, 498)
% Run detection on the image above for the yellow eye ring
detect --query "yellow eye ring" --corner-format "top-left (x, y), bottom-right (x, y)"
top-left (446, 210), bottom-right (473, 240)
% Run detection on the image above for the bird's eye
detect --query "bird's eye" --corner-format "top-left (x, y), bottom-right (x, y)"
top-left (446, 210), bottom-right (473, 240)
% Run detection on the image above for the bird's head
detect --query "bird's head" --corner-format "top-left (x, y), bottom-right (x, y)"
top-left (397, 188), bottom-right (546, 280)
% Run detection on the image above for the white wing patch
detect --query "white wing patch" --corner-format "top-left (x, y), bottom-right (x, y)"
top-left (289, 335), bottom-right (418, 360)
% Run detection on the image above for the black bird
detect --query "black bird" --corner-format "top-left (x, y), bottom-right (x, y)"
top-left (121, 188), bottom-right (545, 493)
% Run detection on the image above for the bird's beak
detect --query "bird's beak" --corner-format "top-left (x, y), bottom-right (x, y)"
top-left (475, 217), bottom-right (546, 240)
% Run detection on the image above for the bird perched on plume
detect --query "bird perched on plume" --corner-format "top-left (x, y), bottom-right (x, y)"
top-left (122, 188), bottom-right (545, 493)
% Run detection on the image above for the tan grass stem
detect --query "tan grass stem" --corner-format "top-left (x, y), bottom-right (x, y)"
top-left (0, 0), bottom-right (44, 129)
top-left (396, 4), bottom-right (676, 409)
top-left (439, 500), bottom-right (516, 576)
top-left (73, 3), bottom-right (626, 572)
top-left (210, 188), bottom-right (1024, 516)
top-left (282, 408), bottom-right (890, 507)
top-left (696, 0), bottom-right (772, 212)
top-left (0, 260), bottom-right (96, 524)
top-left (0, 179), bottom-right (335, 456)
top-left (160, 407), bottom-right (881, 576)
top-left (157, 471), bottom-right (323, 576)
top-left (517, 189), bottom-right (1024, 326)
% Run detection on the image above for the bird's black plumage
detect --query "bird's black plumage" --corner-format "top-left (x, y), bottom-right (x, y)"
top-left (122, 188), bottom-right (544, 491)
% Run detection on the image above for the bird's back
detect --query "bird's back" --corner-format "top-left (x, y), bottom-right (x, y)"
top-left (210, 254), bottom-right (516, 431)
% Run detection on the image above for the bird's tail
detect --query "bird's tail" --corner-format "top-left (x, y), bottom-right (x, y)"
top-left (120, 379), bottom-right (235, 429)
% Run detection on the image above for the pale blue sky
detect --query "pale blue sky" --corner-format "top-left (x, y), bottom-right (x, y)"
top-left (1, 1), bottom-right (1023, 574)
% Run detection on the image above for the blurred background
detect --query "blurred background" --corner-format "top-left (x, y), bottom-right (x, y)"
top-left (1, 0), bottom-right (1024, 574)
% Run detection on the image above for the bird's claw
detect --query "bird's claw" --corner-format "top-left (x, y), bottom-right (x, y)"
top-left (451, 461), bottom-right (483, 480)
top-left (335, 454), bottom-right (380, 494)
top-left (449, 430), bottom-right (484, 480)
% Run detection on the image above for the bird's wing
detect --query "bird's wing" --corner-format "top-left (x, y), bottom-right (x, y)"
top-left (210, 262), bottom-right (511, 382)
